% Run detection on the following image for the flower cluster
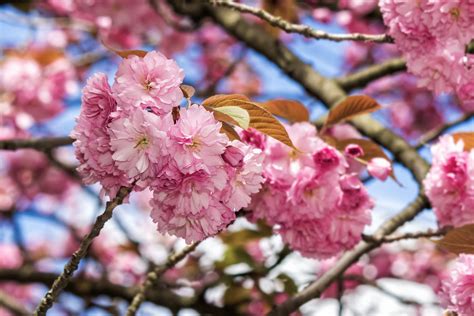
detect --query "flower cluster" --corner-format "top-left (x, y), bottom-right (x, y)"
top-left (423, 135), bottom-right (474, 227)
top-left (245, 124), bottom-right (374, 259)
top-left (72, 51), bottom-right (264, 243)
top-left (439, 254), bottom-right (474, 316)
top-left (379, 0), bottom-right (474, 111)
top-left (0, 47), bottom-right (76, 127)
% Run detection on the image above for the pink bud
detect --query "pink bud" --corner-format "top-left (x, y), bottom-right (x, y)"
top-left (367, 158), bottom-right (391, 181)
top-left (313, 147), bottom-right (340, 170)
top-left (222, 145), bottom-right (244, 168)
top-left (344, 144), bottom-right (364, 158)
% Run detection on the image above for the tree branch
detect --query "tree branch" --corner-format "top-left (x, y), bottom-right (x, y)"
top-left (34, 186), bottom-right (132, 315)
top-left (336, 58), bottom-right (406, 91)
top-left (362, 228), bottom-right (447, 244)
top-left (126, 241), bottom-right (201, 316)
top-left (0, 137), bottom-right (73, 151)
top-left (270, 194), bottom-right (429, 315)
top-left (206, 0), bottom-right (393, 43)
top-left (0, 268), bottom-right (227, 315)
top-left (0, 291), bottom-right (31, 316)
top-left (343, 275), bottom-right (424, 306)
top-left (415, 112), bottom-right (474, 150)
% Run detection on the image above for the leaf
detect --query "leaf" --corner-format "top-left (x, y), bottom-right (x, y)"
top-left (213, 106), bottom-right (250, 129)
top-left (180, 84), bottom-right (195, 99)
top-left (325, 95), bottom-right (382, 127)
top-left (452, 132), bottom-right (474, 152)
top-left (203, 105), bottom-right (239, 126)
top-left (101, 40), bottom-right (148, 58)
top-left (206, 97), bottom-right (296, 149)
top-left (334, 138), bottom-right (398, 182)
top-left (435, 224), bottom-right (474, 255)
top-left (259, 99), bottom-right (309, 122)
top-left (202, 94), bottom-right (250, 108)
top-left (223, 286), bottom-right (251, 305)
top-left (221, 229), bottom-right (271, 247)
top-left (221, 122), bottom-right (241, 141)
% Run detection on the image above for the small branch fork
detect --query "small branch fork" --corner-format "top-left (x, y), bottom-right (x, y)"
top-left (206, 0), bottom-right (393, 43)
top-left (34, 186), bottom-right (132, 315)
top-left (125, 241), bottom-right (201, 316)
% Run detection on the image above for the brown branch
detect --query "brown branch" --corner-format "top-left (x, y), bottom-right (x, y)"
top-left (0, 268), bottom-right (227, 315)
top-left (0, 290), bottom-right (31, 315)
top-left (269, 194), bottom-right (429, 315)
top-left (126, 241), bottom-right (201, 316)
top-left (206, 0), bottom-right (393, 43)
top-left (336, 58), bottom-right (406, 91)
top-left (34, 186), bottom-right (132, 315)
top-left (415, 112), bottom-right (474, 150)
top-left (0, 137), bottom-right (73, 151)
top-left (343, 275), bottom-right (423, 306)
top-left (362, 228), bottom-right (447, 244)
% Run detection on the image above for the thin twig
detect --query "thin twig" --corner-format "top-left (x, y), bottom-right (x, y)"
top-left (336, 58), bottom-right (406, 91)
top-left (125, 241), bottom-right (201, 316)
top-left (34, 186), bottom-right (132, 315)
top-left (415, 112), bottom-right (474, 150)
top-left (0, 291), bottom-right (31, 316)
top-left (343, 275), bottom-right (423, 306)
top-left (206, 0), bottom-right (393, 43)
top-left (0, 136), bottom-right (73, 151)
top-left (362, 228), bottom-right (448, 244)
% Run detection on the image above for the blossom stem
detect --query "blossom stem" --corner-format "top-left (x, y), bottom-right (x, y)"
top-left (0, 136), bottom-right (73, 151)
top-left (205, 0), bottom-right (393, 43)
top-left (34, 186), bottom-right (132, 316)
top-left (125, 241), bottom-right (201, 316)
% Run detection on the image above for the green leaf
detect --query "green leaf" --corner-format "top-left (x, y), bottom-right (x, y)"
top-left (213, 106), bottom-right (250, 129)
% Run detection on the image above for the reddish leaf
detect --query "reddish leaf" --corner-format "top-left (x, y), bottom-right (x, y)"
top-left (102, 40), bottom-right (147, 58)
top-left (325, 95), bottom-right (382, 127)
top-left (180, 84), bottom-right (195, 99)
top-left (203, 105), bottom-right (239, 126)
top-left (220, 122), bottom-right (241, 141)
top-left (435, 224), bottom-right (474, 255)
top-left (210, 98), bottom-right (296, 149)
top-left (202, 94), bottom-right (250, 107)
top-left (259, 99), bottom-right (309, 122)
top-left (452, 132), bottom-right (474, 152)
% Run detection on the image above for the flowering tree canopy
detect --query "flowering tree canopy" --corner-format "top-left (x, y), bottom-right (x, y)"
top-left (0, 0), bottom-right (473, 315)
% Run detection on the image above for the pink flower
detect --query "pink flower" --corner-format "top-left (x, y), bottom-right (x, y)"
top-left (423, 135), bottom-right (474, 227)
top-left (150, 197), bottom-right (235, 243)
top-left (109, 109), bottom-right (172, 180)
top-left (112, 51), bottom-right (184, 115)
top-left (344, 144), bottom-right (364, 158)
top-left (367, 157), bottom-right (392, 181)
top-left (0, 244), bottom-right (22, 269)
top-left (221, 141), bottom-right (264, 211)
top-left (222, 145), bottom-right (245, 168)
top-left (167, 104), bottom-right (228, 174)
top-left (440, 254), bottom-right (474, 316)
top-left (81, 73), bottom-right (116, 121)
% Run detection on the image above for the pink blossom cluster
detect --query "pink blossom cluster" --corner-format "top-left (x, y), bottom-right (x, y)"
top-left (423, 135), bottom-right (474, 227)
top-left (43, 0), bottom-right (192, 53)
top-left (245, 123), bottom-right (374, 259)
top-left (0, 48), bottom-right (76, 127)
top-left (365, 74), bottom-right (445, 139)
top-left (72, 51), bottom-right (264, 243)
top-left (380, 0), bottom-right (474, 111)
top-left (439, 254), bottom-right (474, 316)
